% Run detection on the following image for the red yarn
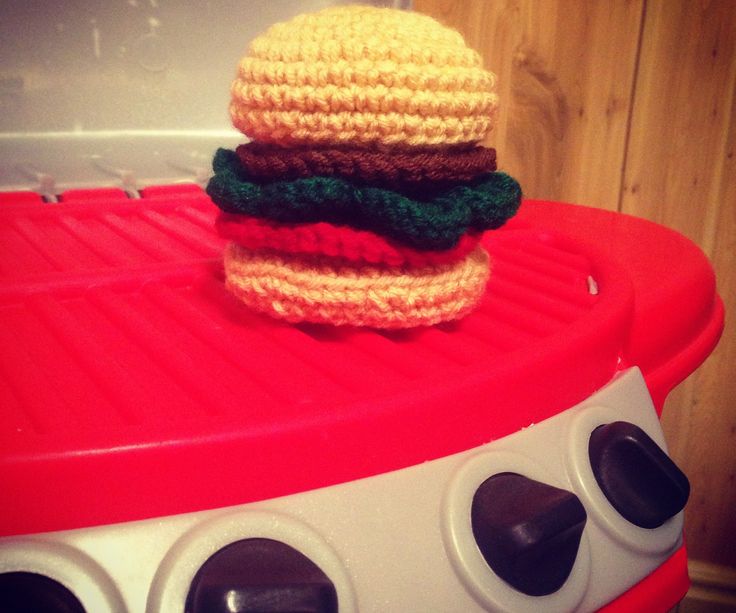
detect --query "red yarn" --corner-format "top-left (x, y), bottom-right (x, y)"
top-left (216, 213), bottom-right (481, 267)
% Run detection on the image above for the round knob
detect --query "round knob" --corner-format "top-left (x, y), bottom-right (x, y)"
top-left (471, 473), bottom-right (587, 596)
top-left (185, 538), bottom-right (338, 613)
top-left (589, 421), bottom-right (690, 529)
top-left (0, 572), bottom-right (85, 613)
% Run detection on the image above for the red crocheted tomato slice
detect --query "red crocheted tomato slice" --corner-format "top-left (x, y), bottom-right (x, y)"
top-left (215, 213), bottom-right (482, 267)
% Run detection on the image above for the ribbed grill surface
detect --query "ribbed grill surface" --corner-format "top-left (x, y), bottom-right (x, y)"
top-left (0, 188), bottom-right (597, 444)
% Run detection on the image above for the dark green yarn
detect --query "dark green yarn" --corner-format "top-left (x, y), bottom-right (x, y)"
top-left (206, 148), bottom-right (522, 251)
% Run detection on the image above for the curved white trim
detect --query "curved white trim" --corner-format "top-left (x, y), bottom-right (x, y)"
top-left (0, 538), bottom-right (127, 613)
top-left (566, 405), bottom-right (684, 555)
top-left (146, 509), bottom-right (357, 613)
top-left (442, 450), bottom-right (591, 612)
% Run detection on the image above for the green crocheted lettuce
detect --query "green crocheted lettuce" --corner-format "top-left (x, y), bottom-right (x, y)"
top-left (206, 148), bottom-right (521, 251)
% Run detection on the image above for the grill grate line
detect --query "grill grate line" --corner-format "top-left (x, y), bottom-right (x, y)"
top-left (141, 210), bottom-right (224, 256)
top-left (101, 213), bottom-right (191, 262)
top-left (88, 288), bottom-right (245, 418)
top-left (141, 282), bottom-right (335, 406)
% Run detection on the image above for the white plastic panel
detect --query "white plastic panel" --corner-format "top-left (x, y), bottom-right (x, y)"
top-left (0, 0), bottom-right (411, 191)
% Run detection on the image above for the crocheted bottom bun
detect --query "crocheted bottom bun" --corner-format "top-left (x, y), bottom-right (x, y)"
top-left (223, 242), bottom-right (490, 328)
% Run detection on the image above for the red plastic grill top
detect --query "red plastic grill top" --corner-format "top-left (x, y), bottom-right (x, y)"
top-left (0, 186), bottom-right (723, 536)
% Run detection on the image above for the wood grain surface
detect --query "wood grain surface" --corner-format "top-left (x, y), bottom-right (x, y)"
top-left (416, 0), bottom-right (736, 570)
top-left (623, 0), bottom-right (736, 570)
top-left (415, 0), bottom-right (643, 210)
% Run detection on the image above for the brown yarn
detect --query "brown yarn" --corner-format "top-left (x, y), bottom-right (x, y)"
top-left (235, 143), bottom-right (497, 189)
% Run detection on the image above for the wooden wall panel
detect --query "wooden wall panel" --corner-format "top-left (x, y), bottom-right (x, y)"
top-left (415, 0), bottom-right (736, 571)
top-left (621, 0), bottom-right (735, 247)
top-left (622, 0), bottom-right (736, 568)
top-left (680, 559), bottom-right (736, 611)
top-left (414, 0), bottom-right (643, 210)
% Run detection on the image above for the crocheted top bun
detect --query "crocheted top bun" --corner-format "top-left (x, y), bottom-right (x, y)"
top-left (230, 5), bottom-right (498, 148)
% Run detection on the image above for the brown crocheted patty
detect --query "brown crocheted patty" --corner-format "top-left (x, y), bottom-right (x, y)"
top-left (234, 143), bottom-right (497, 190)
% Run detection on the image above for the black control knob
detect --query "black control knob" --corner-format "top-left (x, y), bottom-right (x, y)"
top-left (589, 421), bottom-right (690, 529)
top-left (185, 538), bottom-right (338, 613)
top-left (471, 473), bottom-right (587, 596)
top-left (0, 572), bottom-right (86, 613)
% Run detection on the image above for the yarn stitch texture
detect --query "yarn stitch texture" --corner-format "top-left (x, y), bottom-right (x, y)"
top-left (207, 148), bottom-right (522, 251)
top-left (230, 5), bottom-right (498, 147)
top-left (216, 213), bottom-right (481, 267)
top-left (235, 143), bottom-right (498, 188)
top-left (223, 242), bottom-right (490, 328)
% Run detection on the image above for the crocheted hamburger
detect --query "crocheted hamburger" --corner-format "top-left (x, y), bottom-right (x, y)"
top-left (207, 5), bottom-right (522, 328)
